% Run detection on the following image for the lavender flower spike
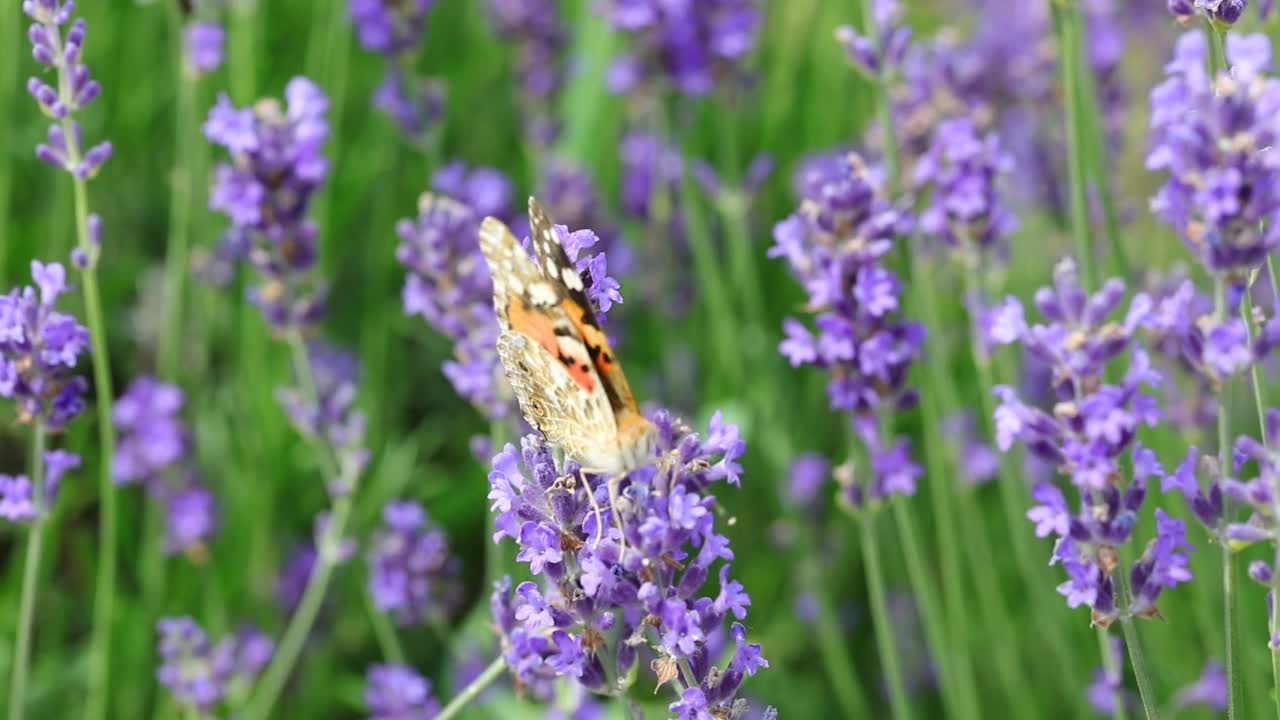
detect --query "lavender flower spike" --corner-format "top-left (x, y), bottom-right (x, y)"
top-left (368, 500), bottom-right (462, 626)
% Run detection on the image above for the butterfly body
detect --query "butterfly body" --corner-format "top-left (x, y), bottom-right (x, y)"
top-left (480, 197), bottom-right (655, 475)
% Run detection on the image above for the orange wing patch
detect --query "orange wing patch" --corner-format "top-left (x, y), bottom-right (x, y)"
top-left (506, 297), bottom-right (597, 394)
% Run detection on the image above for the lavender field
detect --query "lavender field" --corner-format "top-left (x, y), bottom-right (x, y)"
top-left (3, 0), bottom-right (1279, 717)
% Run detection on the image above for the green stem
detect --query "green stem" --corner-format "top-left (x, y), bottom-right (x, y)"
top-left (1119, 617), bottom-right (1159, 720)
top-left (1054, 2), bottom-right (1097, 292)
top-left (366, 595), bottom-right (407, 665)
top-left (229, 0), bottom-right (258, 103)
top-left (1206, 20), bottom-right (1226, 78)
top-left (8, 424), bottom-right (47, 720)
top-left (806, 556), bottom-right (871, 718)
top-left (242, 493), bottom-right (353, 720)
top-left (1216, 277), bottom-right (1242, 719)
top-left (858, 0), bottom-right (899, 196)
top-left (485, 419), bottom-right (509, 589)
top-left (890, 499), bottom-right (979, 720)
top-left (241, 333), bottom-right (359, 720)
top-left (1095, 626), bottom-right (1129, 720)
top-left (1072, 15), bottom-right (1128, 280)
top-left (435, 656), bottom-right (506, 720)
top-left (159, 10), bottom-right (199, 382)
top-left (859, 512), bottom-right (912, 720)
top-left (680, 166), bottom-right (745, 388)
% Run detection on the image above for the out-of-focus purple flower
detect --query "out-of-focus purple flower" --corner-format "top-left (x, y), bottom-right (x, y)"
top-left (373, 70), bottom-right (445, 146)
top-left (205, 78), bottom-right (331, 331)
top-left (0, 261), bottom-right (89, 431)
top-left (486, 0), bottom-right (566, 145)
top-left (1148, 32), bottom-right (1280, 281)
top-left (914, 118), bottom-right (1017, 256)
top-left (604, 0), bottom-right (760, 97)
top-left (1085, 636), bottom-right (1127, 714)
top-left (834, 0), bottom-right (911, 76)
top-left (366, 663), bottom-right (440, 720)
top-left (112, 376), bottom-right (216, 555)
top-left (113, 377), bottom-right (188, 486)
top-left (0, 449), bottom-right (78, 523)
top-left (1172, 660), bottom-right (1229, 710)
top-left (155, 617), bottom-right (274, 711)
top-left (487, 410), bottom-right (766, 714)
top-left (25, 2), bottom-right (112, 184)
top-left (368, 500), bottom-right (461, 626)
top-left (349, 0), bottom-right (434, 55)
top-left (183, 21), bottom-right (224, 74)
top-left (786, 453), bottom-right (829, 510)
top-left (772, 152), bottom-right (923, 505)
top-left (943, 412), bottom-right (999, 486)
top-left (620, 131), bottom-right (684, 221)
top-left (276, 543), bottom-right (317, 613)
top-left (276, 341), bottom-right (369, 492)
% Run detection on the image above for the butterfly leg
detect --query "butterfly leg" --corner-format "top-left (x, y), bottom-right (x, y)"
top-left (579, 470), bottom-right (608, 548)
top-left (606, 472), bottom-right (630, 560)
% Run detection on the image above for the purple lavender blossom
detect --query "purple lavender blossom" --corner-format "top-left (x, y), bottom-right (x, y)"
top-left (155, 618), bottom-right (274, 711)
top-left (205, 77), bottom-right (331, 331)
top-left (487, 410), bottom-right (765, 714)
top-left (0, 261), bottom-right (89, 431)
top-left (0, 450), bottom-right (79, 523)
top-left (834, 0), bottom-right (911, 76)
top-left (1172, 660), bottom-right (1229, 710)
top-left (276, 341), bottom-right (369, 492)
top-left (1170, 0), bottom-right (1250, 24)
top-left (1148, 32), bottom-right (1280, 280)
top-left (366, 664), bottom-right (440, 720)
top-left (486, 0), bottom-right (566, 145)
top-left (603, 0), bottom-right (760, 97)
top-left (113, 376), bottom-right (216, 555)
top-left (942, 412), bottom-right (999, 487)
top-left (24, 1), bottom-right (112, 182)
top-left (368, 500), bottom-right (461, 626)
top-left (349, 0), bottom-right (434, 55)
top-left (913, 118), bottom-right (1017, 256)
top-left (183, 21), bottom-right (224, 74)
top-left (771, 152), bottom-right (923, 504)
top-left (1085, 636), bottom-right (1128, 714)
top-left (373, 69), bottom-right (445, 144)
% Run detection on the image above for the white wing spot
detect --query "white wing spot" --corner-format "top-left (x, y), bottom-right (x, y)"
top-left (544, 257), bottom-right (558, 277)
top-left (562, 267), bottom-right (584, 291)
top-left (528, 281), bottom-right (558, 306)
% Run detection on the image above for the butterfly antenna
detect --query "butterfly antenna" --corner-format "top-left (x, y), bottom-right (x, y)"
top-left (607, 472), bottom-right (630, 561)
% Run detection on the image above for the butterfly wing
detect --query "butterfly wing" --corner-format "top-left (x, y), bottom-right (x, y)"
top-left (525, 197), bottom-right (646, 423)
top-left (478, 215), bottom-right (619, 463)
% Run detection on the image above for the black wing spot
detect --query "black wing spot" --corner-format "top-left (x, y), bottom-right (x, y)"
top-left (553, 325), bottom-right (574, 337)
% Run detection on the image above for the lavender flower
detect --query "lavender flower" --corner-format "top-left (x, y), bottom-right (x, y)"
top-left (1172, 659), bottom-right (1230, 710)
top-left (183, 21), bottom-right (224, 74)
top-left (0, 261), bottom-right (89, 431)
top-left (487, 410), bottom-right (765, 714)
top-left (1169, 0), bottom-right (1250, 24)
top-left (942, 412), bottom-right (999, 487)
top-left (771, 152), bottom-right (923, 504)
top-left (834, 0), bottom-right (911, 76)
top-left (156, 617), bottom-right (274, 711)
top-left (276, 341), bottom-right (369, 493)
top-left (604, 0), bottom-right (760, 97)
top-left (1085, 637), bottom-right (1128, 714)
top-left (205, 77), bottom-right (331, 331)
top-left (24, 0), bottom-right (113, 182)
top-left (349, 0), bottom-right (443, 144)
top-left (368, 500), bottom-right (461, 626)
top-left (112, 376), bottom-right (217, 555)
top-left (913, 118), bottom-right (1017, 257)
top-left (1148, 32), bottom-right (1280, 281)
top-left (486, 0), bottom-right (566, 145)
top-left (0, 450), bottom-right (79, 523)
top-left (366, 664), bottom-right (440, 720)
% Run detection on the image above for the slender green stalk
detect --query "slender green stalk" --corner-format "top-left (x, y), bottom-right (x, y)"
top-left (859, 512), bottom-right (912, 720)
top-left (229, 0), bottom-right (258, 103)
top-left (159, 10), bottom-right (200, 382)
top-left (806, 556), bottom-right (872, 718)
top-left (1119, 618), bottom-right (1159, 719)
top-left (1054, 2), bottom-right (1097, 292)
top-left (0, 1), bottom-right (17, 279)
top-left (435, 657), bottom-right (506, 720)
top-left (1215, 277), bottom-right (1242, 719)
top-left (485, 419), bottom-right (509, 588)
top-left (1095, 626), bottom-right (1129, 720)
top-left (8, 424), bottom-right (47, 720)
top-left (1206, 20), bottom-right (1226, 77)
top-left (1071, 19), bottom-right (1127, 280)
top-left (241, 333), bottom-right (359, 720)
top-left (366, 593), bottom-right (407, 665)
top-left (60, 132), bottom-right (118, 720)
top-left (858, 0), bottom-right (899, 196)
top-left (890, 499), bottom-right (980, 720)
top-left (680, 168), bottom-right (745, 388)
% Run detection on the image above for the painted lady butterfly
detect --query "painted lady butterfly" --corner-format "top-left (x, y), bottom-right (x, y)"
top-left (478, 197), bottom-right (656, 476)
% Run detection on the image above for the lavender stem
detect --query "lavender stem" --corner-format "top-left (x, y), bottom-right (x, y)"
top-left (1053, 1), bottom-right (1097, 292)
top-left (434, 656), bottom-right (506, 720)
top-left (7, 423), bottom-right (46, 720)
top-left (366, 589), bottom-right (407, 665)
top-left (859, 512), bottom-right (912, 720)
top-left (1113, 569), bottom-right (1160, 719)
top-left (1216, 276), bottom-right (1243, 719)
top-left (803, 551), bottom-right (871, 718)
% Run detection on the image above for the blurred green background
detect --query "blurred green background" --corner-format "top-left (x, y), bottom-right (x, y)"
top-left (1, 0), bottom-right (1278, 718)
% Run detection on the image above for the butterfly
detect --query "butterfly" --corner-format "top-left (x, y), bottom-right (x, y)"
top-left (478, 196), bottom-right (656, 478)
